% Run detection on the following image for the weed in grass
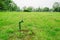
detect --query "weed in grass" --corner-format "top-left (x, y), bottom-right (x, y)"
top-left (54, 19), bottom-right (60, 22)
top-left (48, 30), bottom-right (56, 36)
top-left (54, 28), bottom-right (60, 31)
top-left (6, 29), bottom-right (14, 34)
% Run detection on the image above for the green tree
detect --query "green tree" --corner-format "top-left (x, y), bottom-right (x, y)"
top-left (53, 2), bottom-right (60, 12)
top-left (23, 7), bottom-right (33, 12)
top-left (43, 7), bottom-right (49, 12)
top-left (0, 0), bottom-right (12, 10)
top-left (0, 0), bottom-right (20, 11)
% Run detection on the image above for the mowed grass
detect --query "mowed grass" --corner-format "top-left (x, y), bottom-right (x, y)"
top-left (0, 12), bottom-right (60, 40)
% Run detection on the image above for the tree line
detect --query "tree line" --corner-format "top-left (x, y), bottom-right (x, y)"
top-left (0, 0), bottom-right (60, 12)
top-left (22, 2), bottom-right (60, 12)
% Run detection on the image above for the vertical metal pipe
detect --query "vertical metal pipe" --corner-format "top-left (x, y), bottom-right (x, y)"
top-left (19, 20), bottom-right (23, 31)
top-left (19, 22), bottom-right (21, 31)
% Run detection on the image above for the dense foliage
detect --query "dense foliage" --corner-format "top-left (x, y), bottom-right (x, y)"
top-left (53, 2), bottom-right (60, 12)
top-left (0, 0), bottom-right (20, 11)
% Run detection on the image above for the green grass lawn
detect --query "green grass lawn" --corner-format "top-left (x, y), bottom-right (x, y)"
top-left (0, 12), bottom-right (60, 40)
